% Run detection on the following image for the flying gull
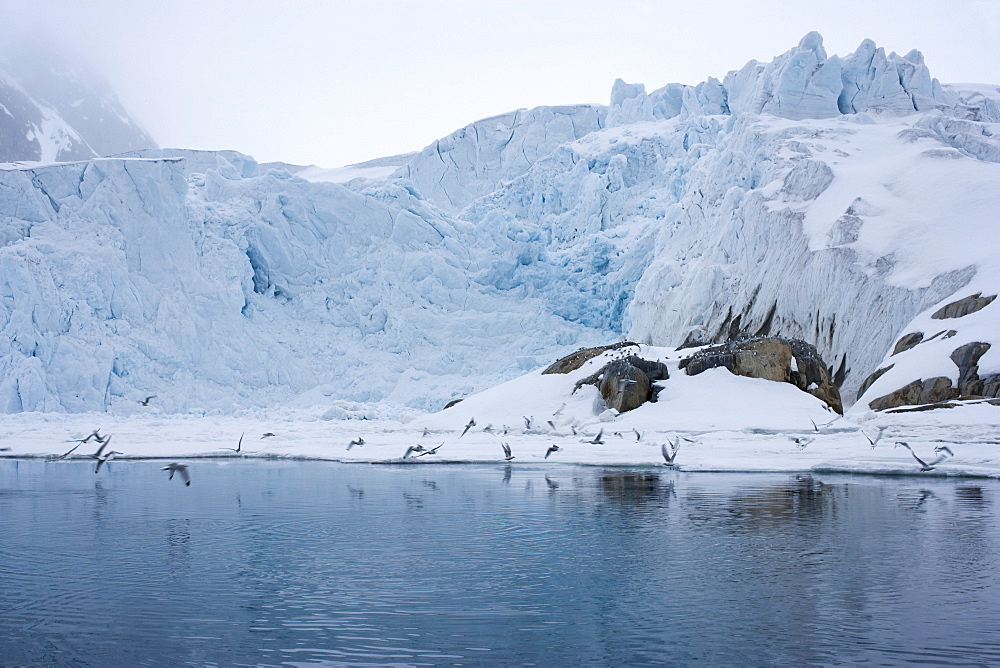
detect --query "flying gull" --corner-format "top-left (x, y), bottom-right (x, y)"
top-left (162, 463), bottom-right (191, 486)
top-left (661, 439), bottom-right (680, 468)
top-left (460, 418), bottom-right (476, 438)
top-left (138, 395), bottom-right (156, 406)
top-left (223, 432), bottom-right (244, 453)
top-left (585, 429), bottom-right (604, 445)
top-left (417, 443), bottom-right (444, 457)
top-left (348, 437), bottom-right (365, 450)
top-left (544, 444), bottom-right (561, 459)
top-left (261, 432), bottom-right (276, 439)
top-left (501, 442), bottom-right (515, 462)
top-left (896, 442), bottom-right (953, 472)
top-left (864, 426), bottom-right (887, 448)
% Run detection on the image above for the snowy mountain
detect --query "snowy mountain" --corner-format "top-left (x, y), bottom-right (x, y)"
top-left (1, 33), bottom-right (998, 415)
top-left (0, 45), bottom-right (156, 163)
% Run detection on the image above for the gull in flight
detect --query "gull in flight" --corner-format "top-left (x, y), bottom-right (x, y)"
top-left (422, 428), bottom-right (430, 437)
top-left (661, 439), bottom-right (680, 468)
top-left (417, 443), bottom-right (444, 457)
top-left (896, 442), bottom-right (953, 472)
top-left (523, 416), bottom-right (533, 430)
top-left (261, 432), bottom-right (276, 439)
top-left (791, 436), bottom-right (814, 448)
top-left (92, 436), bottom-right (122, 474)
top-left (223, 433), bottom-right (244, 453)
top-left (348, 437), bottom-right (365, 450)
top-left (547, 420), bottom-right (557, 431)
top-left (162, 463), bottom-right (191, 486)
top-left (501, 442), bottom-right (515, 462)
top-left (544, 444), bottom-right (561, 459)
top-left (59, 429), bottom-right (105, 459)
top-left (633, 428), bottom-right (642, 441)
top-left (863, 426), bottom-right (887, 448)
top-left (460, 418), bottom-right (476, 438)
top-left (585, 429), bottom-right (604, 445)
top-left (403, 444), bottom-right (427, 459)
top-left (138, 395), bottom-right (156, 406)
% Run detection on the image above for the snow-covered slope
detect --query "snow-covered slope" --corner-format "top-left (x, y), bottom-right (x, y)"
top-left (0, 45), bottom-right (156, 163)
top-left (1, 32), bottom-right (998, 416)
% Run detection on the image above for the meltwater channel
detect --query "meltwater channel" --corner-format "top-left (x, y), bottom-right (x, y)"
top-left (1, 459), bottom-right (999, 665)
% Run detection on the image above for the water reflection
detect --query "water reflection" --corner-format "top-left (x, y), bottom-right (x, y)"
top-left (0, 461), bottom-right (998, 666)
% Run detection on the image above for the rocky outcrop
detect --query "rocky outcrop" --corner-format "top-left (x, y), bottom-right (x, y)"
top-left (573, 354), bottom-right (669, 413)
top-left (680, 337), bottom-right (843, 413)
top-left (931, 293), bottom-right (996, 319)
top-left (868, 377), bottom-right (958, 411)
top-left (857, 364), bottom-right (894, 399)
top-left (867, 341), bottom-right (999, 410)
top-left (542, 342), bottom-right (639, 375)
top-left (892, 333), bottom-right (923, 356)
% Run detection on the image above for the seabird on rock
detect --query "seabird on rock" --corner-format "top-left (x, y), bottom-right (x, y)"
top-left (162, 463), bottom-right (191, 486)
top-left (501, 442), bottom-right (515, 462)
top-left (544, 444), bottom-right (561, 459)
top-left (460, 418), bottom-right (476, 438)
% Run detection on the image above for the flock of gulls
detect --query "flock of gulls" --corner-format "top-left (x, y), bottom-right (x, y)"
top-left (24, 407), bottom-right (961, 487)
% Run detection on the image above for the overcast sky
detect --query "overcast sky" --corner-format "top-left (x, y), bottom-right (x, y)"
top-left (2, 0), bottom-right (998, 167)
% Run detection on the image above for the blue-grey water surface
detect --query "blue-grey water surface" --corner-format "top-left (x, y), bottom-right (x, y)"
top-left (1, 459), bottom-right (999, 666)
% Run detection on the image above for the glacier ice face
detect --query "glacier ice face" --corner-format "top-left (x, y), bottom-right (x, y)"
top-left (391, 104), bottom-right (607, 214)
top-left (2, 32), bottom-right (999, 415)
top-left (0, 154), bottom-right (605, 414)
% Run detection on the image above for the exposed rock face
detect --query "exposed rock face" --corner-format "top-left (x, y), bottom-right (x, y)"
top-left (542, 342), bottom-right (638, 375)
top-left (573, 353), bottom-right (669, 413)
top-left (857, 364), bottom-right (894, 399)
top-left (599, 359), bottom-right (653, 413)
top-left (892, 333), bottom-right (923, 355)
top-left (866, 341), bottom-right (999, 410)
top-left (868, 377), bottom-right (958, 411)
top-left (931, 293), bottom-right (996, 319)
top-left (681, 337), bottom-right (843, 413)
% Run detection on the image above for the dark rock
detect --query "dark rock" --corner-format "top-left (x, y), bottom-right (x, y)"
top-left (868, 377), bottom-right (958, 411)
top-left (598, 359), bottom-right (652, 413)
top-left (542, 342), bottom-right (639, 375)
top-left (443, 398), bottom-right (463, 410)
top-left (951, 342), bottom-right (991, 395)
top-left (857, 364), bottom-right (894, 399)
top-left (931, 293), bottom-right (996, 319)
top-left (572, 353), bottom-right (668, 413)
top-left (891, 332), bottom-right (923, 356)
top-left (681, 337), bottom-right (843, 413)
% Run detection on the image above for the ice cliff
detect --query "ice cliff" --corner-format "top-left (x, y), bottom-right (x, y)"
top-left (2, 33), bottom-right (999, 414)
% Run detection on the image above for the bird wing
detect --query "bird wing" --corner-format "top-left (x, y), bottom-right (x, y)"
top-left (59, 443), bottom-right (81, 459)
top-left (660, 441), bottom-right (671, 463)
top-left (501, 442), bottom-right (511, 457)
top-left (907, 449), bottom-right (930, 469)
top-left (237, 433), bottom-right (243, 453)
top-left (177, 466), bottom-right (190, 485)
top-left (403, 446), bottom-right (414, 459)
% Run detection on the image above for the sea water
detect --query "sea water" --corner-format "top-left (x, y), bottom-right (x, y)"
top-left (1, 459), bottom-right (998, 665)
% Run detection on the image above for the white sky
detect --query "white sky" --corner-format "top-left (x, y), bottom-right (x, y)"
top-left (2, 0), bottom-right (998, 167)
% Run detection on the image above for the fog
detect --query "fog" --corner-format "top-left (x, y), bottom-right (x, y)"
top-left (1, 0), bottom-right (998, 167)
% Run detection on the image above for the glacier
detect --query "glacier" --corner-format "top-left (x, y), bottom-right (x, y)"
top-left (2, 32), bottom-right (999, 415)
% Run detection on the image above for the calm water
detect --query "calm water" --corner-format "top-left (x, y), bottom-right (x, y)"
top-left (1, 460), bottom-right (999, 666)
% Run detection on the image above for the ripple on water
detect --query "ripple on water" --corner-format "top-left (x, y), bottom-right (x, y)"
top-left (1, 462), bottom-right (999, 665)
